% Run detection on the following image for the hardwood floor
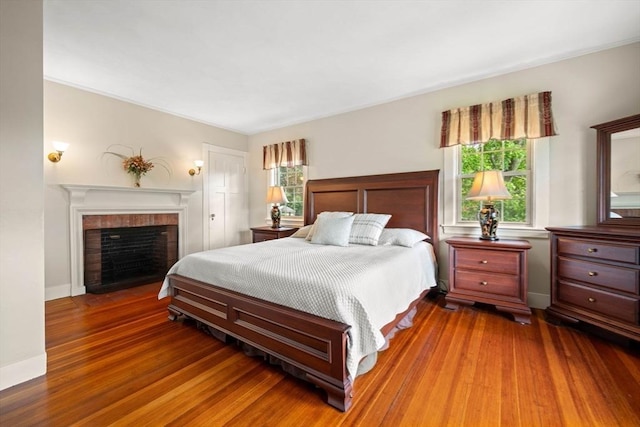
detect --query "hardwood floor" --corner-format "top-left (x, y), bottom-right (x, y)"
top-left (1, 283), bottom-right (639, 426)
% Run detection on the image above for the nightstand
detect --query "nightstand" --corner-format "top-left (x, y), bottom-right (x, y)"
top-left (445, 237), bottom-right (532, 324)
top-left (250, 226), bottom-right (298, 243)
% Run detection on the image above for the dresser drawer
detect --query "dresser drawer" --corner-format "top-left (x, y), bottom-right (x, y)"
top-left (454, 248), bottom-right (519, 275)
top-left (558, 257), bottom-right (639, 294)
top-left (453, 270), bottom-right (520, 297)
top-left (558, 238), bottom-right (639, 265)
top-left (557, 281), bottom-right (639, 324)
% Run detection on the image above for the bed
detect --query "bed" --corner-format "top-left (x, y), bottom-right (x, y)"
top-left (160, 170), bottom-right (440, 411)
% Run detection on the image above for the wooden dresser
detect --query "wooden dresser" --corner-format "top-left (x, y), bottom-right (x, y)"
top-left (546, 226), bottom-right (640, 341)
top-left (445, 237), bottom-right (532, 324)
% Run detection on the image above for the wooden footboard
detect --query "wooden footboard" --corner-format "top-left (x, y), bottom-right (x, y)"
top-left (167, 274), bottom-right (355, 411)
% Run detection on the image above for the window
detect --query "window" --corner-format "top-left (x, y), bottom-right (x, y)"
top-left (443, 137), bottom-right (549, 239)
top-left (270, 165), bottom-right (305, 218)
top-left (460, 138), bottom-right (530, 225)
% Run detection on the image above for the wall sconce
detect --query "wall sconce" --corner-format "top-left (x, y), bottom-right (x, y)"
top-left (47, 141), bottom-right (70, 163)
top-left (188, 160), bottom-right (204, 176)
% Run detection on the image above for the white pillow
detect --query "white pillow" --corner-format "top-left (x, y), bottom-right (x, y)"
top-left (305, 211), bottom-right (353, 241)
top-left (290, 225), bottom-right (312, 238)
top-left (378, 228), bottom-right (430, 247)
top-left (349, 213), bottom-right (391, 246)
top-left (310, 215), bottom-right (355, 246)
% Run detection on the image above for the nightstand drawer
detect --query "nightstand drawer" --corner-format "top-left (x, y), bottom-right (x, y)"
top-left (454, 270), bottom-right (520, 297)
top-left (558, 238), bottom-right (639, 265)
top-left (558, 257), bottom-right (639, 294)
top-left (253, 231), bottom-right (278, 242)
top-left (455, 248), bottom-right (520, 275)
top-left (557, 281), bottom-right (639, 324)
top-left (251, 226), bottom-right (298, 243)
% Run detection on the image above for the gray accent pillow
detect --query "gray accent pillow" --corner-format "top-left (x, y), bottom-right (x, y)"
top-left (348, 213), bottom-right (392, 246)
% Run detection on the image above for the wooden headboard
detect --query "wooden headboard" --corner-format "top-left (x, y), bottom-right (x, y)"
top-left (304, 170), bottom-right (440, 248)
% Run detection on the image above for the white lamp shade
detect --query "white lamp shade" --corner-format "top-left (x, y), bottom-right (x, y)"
top-left (466, 170), bottom-right (512, 201)
top-left (52, 141), bottom-right (70, 152)
top-left (266, 186), bottom-right (289, 204)
top-left (194, 160), bottom-right (204, 167)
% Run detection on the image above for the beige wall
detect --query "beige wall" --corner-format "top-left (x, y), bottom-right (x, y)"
top-left (248, 42), bottom-right (640, 307)
top-left (0, 0), bottom-right (46, 390)
top-left (43, 81), bottom-right (249, 300)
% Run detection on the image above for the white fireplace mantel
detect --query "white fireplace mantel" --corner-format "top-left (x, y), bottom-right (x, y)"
top-left (61, 184), bottom-right (195, 207)
top-left (61, 184), bottom-right (196, 296)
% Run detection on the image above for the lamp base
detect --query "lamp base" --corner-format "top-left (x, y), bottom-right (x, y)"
top-left (477, 203), bottom-right (500, 241)
top-left (270, 205), bottom-right (281, 229)
top-left (479, 235), bottom-right (500, 241)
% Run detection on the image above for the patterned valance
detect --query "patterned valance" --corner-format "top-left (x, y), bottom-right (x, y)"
top-left (263, 139), bottom-right (307, 169)
top-left (440, 91), bottom-right (558, 147)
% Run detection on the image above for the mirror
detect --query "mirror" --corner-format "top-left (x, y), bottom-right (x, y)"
top-left (593, 114), bottom-right (640, 227)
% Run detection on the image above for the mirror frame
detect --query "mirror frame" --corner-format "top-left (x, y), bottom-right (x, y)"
top-left (592, 113), bottom-right (640, 227)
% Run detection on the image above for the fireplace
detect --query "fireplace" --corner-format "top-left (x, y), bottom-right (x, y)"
top-left (62, 184), bottom-right (193, 297)
top-left (82, 213), bottom-right (179, 293)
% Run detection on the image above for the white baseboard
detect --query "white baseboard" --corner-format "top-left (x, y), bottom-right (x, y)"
top-left (0, 352), bottom-right (47, 391)
top-left (45, 283), bottom-right (71, 301)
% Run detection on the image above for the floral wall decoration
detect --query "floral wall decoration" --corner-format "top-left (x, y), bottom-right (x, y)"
top-left (103, 145), bottom-right (171, 187)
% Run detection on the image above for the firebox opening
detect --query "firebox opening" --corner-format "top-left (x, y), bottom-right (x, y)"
top-left (84, 224), bottom-right (177, 294)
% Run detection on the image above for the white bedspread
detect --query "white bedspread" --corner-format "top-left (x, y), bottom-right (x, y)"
top-left (158, 238), bottom-right (437, 379)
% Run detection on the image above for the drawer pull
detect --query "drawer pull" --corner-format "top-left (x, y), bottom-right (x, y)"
top-left (587, 248), bottom-right (597, 253)
top-left (479, 281), bottom-right (488, 286)
top-left (588, 297), bottom-right (596, 303)
top-left (588, 271), bottom-right (597, 277)
top-left (480, 260), bottom-right (488, 264)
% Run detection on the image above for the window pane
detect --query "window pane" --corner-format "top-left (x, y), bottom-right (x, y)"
top-left (459, 138), bottom-right (529, 225)
top-left (275, 165), bottom-right (305, 217)
top-left (504, 139), bottom-right (527, 171)
top-left (482, 150), bottom-right (504, 170)
top-left (461, 145), bottom-right (482, 174)
top-left (483, 139), bottom-right (503, 151)
top-left (503, 175), bottom-right (527, 222)
top-left (460, 176), bottom-right (479, 221)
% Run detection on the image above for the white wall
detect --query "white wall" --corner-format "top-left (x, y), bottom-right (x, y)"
top-left (0, 0), bottom-right (47, 390)
top-left (248, 43), bottom-right (640, 308)
top-left (43, 81), bottom-right (249, 300)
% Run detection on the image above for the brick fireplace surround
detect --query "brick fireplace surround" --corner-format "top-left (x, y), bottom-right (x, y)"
top-left (83, 214), bottom-right (178, 293)
top-left (62, 185), bottom-right (194, 296)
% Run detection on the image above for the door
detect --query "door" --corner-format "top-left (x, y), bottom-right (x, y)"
top-left (204, 145), bottom-right (247, 250)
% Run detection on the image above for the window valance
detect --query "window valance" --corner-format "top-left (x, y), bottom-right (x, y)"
top-left (440, 91), bottom-right (558, 147)
top-left (263, 139), bottom-right (308, 169)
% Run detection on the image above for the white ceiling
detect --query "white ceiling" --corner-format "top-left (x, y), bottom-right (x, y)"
top-left (43, 0), bottom-right (640, 135)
